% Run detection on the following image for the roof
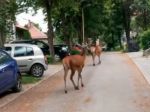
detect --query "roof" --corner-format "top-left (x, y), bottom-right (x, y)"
top-left (25, 22), bottom-right (47, 39)
top-left (15, 24), bottom-right (28, 30)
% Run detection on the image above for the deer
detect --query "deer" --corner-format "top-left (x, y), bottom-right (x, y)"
top-left (62, 46), bottom-right (86, 93)
top-left (89, 40), bottom-right (102, 66)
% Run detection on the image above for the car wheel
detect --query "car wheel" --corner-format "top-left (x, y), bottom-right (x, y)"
top-left (30, 64), bottom-right (44, 77)
top-left (12, 73), bottom-right (22, 92)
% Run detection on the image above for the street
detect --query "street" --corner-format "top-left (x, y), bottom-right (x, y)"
top-left (1, 52), bottom-right (150, 112)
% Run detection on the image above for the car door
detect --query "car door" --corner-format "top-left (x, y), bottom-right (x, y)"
top-left (13, 46), bottom-right (34, 72)
top-left (0, 51), bottom-right (15, 92)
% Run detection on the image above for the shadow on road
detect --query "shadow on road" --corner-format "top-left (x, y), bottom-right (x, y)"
top-left (0, 90), bottom-right (15, 98)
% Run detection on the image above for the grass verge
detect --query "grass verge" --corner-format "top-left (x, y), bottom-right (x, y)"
top-left (21, 75), bottom-right (41, 84)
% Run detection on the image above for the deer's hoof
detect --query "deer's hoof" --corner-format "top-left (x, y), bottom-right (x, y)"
top-left (65, 90), bottom-right (68, 94)
top-left (81, 84), bottom-right (84, 87)
top-left (75, 86), bottom-right (79, 90)
top-left (99, 61), bottom-right (101, 64)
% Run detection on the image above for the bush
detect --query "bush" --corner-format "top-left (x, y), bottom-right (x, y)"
top-left (46, 55), bottom-right (53, 64)
top-left (139, 29), bottom-right (150, 50)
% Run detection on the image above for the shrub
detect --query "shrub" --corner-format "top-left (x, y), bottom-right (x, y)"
top-left (139, 29), bottom-right (150, 50)
top-left (46, 55), bottom-right (53, 64)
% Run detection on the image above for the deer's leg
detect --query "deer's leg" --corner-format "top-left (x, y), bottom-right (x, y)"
top-left (70, 70), bottom-right (78, 90)
top-left (64, 69), bottom-right (69, 94)
top-left (98, 54), bottom-right (101, 64)
top-left (77, 69), bottom-right (82, 89)
top-left (92, 54), bottom-right (96, 66)
top-left (78, 68), bottom-right (84, 88)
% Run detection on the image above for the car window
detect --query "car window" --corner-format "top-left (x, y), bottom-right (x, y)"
top-left (0, 51), bottom-right (11, 65)
top-left (14, 46), bottom-right (26, 57)
top-left (36, 41), bottom-right (46, 48)
top-left (4, 47), bottom-right (12, 55)
top-left (14, 46), bottom-right (34, 57)
top-left (26, 47), bottom-right (34, 56)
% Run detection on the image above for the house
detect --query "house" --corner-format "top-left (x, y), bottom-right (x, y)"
top-left (15, 21), bottom-right (48, 42)
top-left (15, 23), bottom-right (28, 40)
top-left (25, 21), bottom-right (48, 41)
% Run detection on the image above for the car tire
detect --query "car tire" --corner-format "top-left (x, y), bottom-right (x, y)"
top-left (12, 73), bottom-right (22, 92)
top-left (30, 64), bottom-right (44, 77)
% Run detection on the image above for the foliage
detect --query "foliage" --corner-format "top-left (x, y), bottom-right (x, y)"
top-left (16, 0), bottom-right (127, 51)
top-left (16, 0), bottom-right (80, 61)
top-left (84, 2), bottom-right (103, 39)
top-left (0, 0), bottom-right (17, 47)
top-left (52, 0), bottom-right (84, 46)
top-left (138, 29), bottom-right (150, 50)
top-left (46, 55), bottom-right (53, 64)
top-left (1, 0), bottom-right (149, 51)
top-left (99, 0), bottom-right (124, 50)
top-left (132, 0), bottom-right (150, 30)
top-left (23, 30), bottom-right (31, 39)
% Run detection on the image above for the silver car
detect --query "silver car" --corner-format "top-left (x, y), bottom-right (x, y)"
top-left (4, 44), bottom-right (48, 77)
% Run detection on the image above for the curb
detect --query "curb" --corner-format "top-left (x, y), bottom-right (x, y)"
top-left (126, 53), bottom-right (150, 85)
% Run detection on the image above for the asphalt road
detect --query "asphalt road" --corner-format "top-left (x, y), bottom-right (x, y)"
top-left (1, 52), bottom-right (150, 112)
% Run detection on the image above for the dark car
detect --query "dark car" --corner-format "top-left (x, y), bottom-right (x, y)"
top-left (0, 49), bottom-right (22, 94)
top-left (10, 40), bottom-right (69, 59)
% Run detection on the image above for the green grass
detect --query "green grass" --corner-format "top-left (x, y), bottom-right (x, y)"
top-left (21, 75), bottom-right (41, 84)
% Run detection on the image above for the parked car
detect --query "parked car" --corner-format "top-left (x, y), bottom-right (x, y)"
top-left (4, 44), bottom-right (48, 77)
top-left (10, 40), bottom-right (69, 59)
top-left (53, 44), bottom-right (69, 59)
top-left (0, 49), bottom-right (22, 94)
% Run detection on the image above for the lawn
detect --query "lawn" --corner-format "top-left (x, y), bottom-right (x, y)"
top-left (21, 74), bottom-right (42, 84)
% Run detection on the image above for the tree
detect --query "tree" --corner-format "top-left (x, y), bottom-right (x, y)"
top-left (53, 1), bottom-right (80, 48)
top-left (132, 0), bottom-right (150, 31)
top-left (0, 0), bottom-right (17, 47)
top-left (17, 0), bottom-right (79, 61)
top-left (17, 0), bottom-right (56, 61)
top-left (122, 0), bottom-right (134, 51)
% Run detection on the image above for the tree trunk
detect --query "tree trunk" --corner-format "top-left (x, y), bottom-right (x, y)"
top-left (45, 0), bottom-right (55, 62)
top-left (111, 32), bottom-right (115, 49)
top-left (78, 31), bottom-right (82, 44)
top-left (118, 31), bottom-right (123, 49)
top-left (0, 32), bottom-right (3, 48)
top-left (143, 9), bottom-right (147, 30)
top-left (65, 37), bottom-right (72, 49)
top-left (122, 0), bottom-right (132, 51)
top-left (0, 30), bottom-right (5, 48)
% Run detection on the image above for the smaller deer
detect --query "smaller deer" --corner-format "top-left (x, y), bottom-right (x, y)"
top-left (90, 43), bottom-right (102, 66)
top-left (62, 46), bottom-right (86, 93)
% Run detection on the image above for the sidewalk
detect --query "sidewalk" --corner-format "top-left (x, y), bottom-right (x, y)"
top-left (23, 64), bottom-right (63, 89)
top-left (0, 64), bottom-right (63, 108)
top-left (127, 51), bottom-right (150, 84)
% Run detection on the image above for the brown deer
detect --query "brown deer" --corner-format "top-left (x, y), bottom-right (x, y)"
top-left (62, 46), bottom-right (86, 93)
top-left (90, 42), bottom-right (102, 66)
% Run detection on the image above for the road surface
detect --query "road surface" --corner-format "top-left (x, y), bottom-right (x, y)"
top-left (1, 52), bottom-right (150, 112)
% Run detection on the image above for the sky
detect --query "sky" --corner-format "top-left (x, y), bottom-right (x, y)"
top-left (16, 9), bottom-right (48, 32)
